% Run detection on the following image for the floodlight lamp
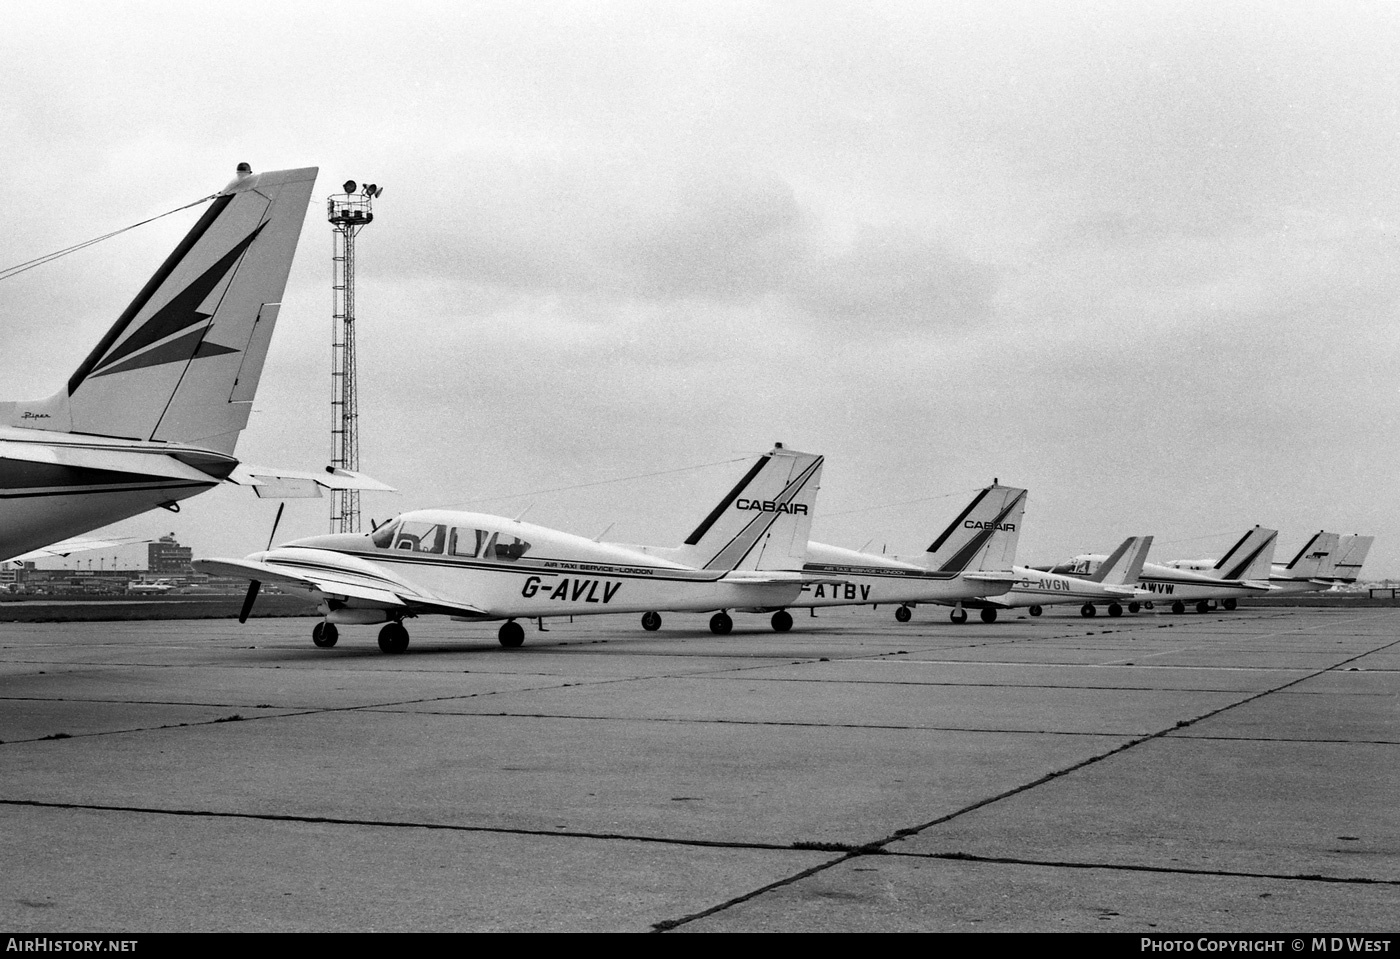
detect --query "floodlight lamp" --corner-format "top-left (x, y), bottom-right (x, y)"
top-left (343, 180), bottom-right (357, 194)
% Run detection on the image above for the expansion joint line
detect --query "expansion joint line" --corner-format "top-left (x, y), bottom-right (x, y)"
top-left (652, 628), bottom-right (1400, 932)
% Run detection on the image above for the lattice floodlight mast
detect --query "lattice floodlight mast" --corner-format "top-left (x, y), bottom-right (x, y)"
top-left (327, 180), bottom-right (381, 533)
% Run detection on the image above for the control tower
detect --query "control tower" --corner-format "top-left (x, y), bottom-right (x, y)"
top-left (326, 180), bottom-right (382, 534)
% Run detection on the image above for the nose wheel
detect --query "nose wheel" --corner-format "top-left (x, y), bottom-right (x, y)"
top-left (894, 605), bottom-right (912, 623)
top-left (641, 611), bottom-right (662, 631)
top-left (950, 608), bottom-right (968, 624)
top-left (1028, 605), bottom-right (1042, 617)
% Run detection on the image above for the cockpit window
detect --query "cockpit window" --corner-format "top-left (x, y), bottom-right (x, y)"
top-left (393, 521), bottom-right (447, 554)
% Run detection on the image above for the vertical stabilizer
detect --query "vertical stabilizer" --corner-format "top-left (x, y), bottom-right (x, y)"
top-left (1279, 531), bottom-right (1339, 578)
top-left (1086, 535), bottom-right (1152, 585)
top-left (1211, 526), bottom-right (1278, 581)
top-left (8, 165), bottom-right (318, 454)
top-left (923, 484), bottom-right (1027, 573)
top-left (677, 446), bottom-right (824, 572)
top-left (1326, 535), bottom-right (1374, 583)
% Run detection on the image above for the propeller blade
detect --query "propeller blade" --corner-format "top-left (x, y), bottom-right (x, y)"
top-left (238, 580), bottom-right (261, 624)
top-left (266, 502), bottom-right (286, 551)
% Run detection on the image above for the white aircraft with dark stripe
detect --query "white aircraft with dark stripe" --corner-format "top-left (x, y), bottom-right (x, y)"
top-left (1166, 530), bottom-right (1343, 597)
top-left (195, 445), bottom-right (829, 651)
top-left (0, 165), bottom-right (318, 563)
top-left (786, 483), bottom-right (1026, 625)
top-left (1052, 526), bottom-right (1278, 614)
top-left (968, 535), bottom-right (1155, 620)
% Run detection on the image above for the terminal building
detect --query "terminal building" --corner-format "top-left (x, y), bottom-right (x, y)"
top-left (147, 533), bottom-right (193, 575)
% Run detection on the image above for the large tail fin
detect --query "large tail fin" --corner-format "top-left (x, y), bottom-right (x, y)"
top-left (1086, 535), bottom-right (1153, 585)
top-left (1279, 531), bottom-right (1340, 579)
top-left (6, 165), bottom-right (318, 454)
top-left (675, 445), bottom-right (824, 572)
top-left (922, 484), bottom-right (1027, 573)
top-left (1210, 526), bottom-right (1278, 581)
top-left (1325, 534), bottom-right (1374, 583)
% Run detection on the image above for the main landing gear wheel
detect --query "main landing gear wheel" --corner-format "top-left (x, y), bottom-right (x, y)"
top-left (1028, 605), bottom-right (1043, 617)
top-left (1196, 600), bottom-right (1211, 614)
top-left (641, 611), bottom-right (662, 631)
top-left (498, 620), bottom-right (525, 648)
top-left (1223, 598), bottom-right (1237, 611)
top-left (771, 610), bottom-right (793, 633)
top-left (312, 622), bottom-right (338, 648)
top-left (710, 612), bottom-right (733, 635)
top-left (1128, 602), bottom-right (1141, 613)
top-left (980, 608), bottom-right (997, 624)
top-left (1108, 603), bottom-right (1123, 617)
top-left (895, 605), bottom-right (913, 623)
top-left (1171, 601), bottom-right (1186, 614)
top-left (1080, 603), bottom-right (1097, 618)
top-left (950, 608), bottom-right (968, 624)
top-left (377, 622), bottom-right (409, 654)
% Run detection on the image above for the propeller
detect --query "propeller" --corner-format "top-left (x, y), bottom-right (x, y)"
top-left (240, 502), bottom-right (286, 625)
top-left (239, 580), bottom-right (261, 624)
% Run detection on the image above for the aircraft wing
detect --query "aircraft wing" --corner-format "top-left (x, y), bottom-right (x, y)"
top-left (722, 569), bottom-right (848, 586)
top-left (8, 535), bottom-right (151, 563)
top-left (193, 556), bottom-right (488, 618)
top-left (1101, 584), bottom-right (1139, 596)
top-left (226, 465), bottom-right (396, 499)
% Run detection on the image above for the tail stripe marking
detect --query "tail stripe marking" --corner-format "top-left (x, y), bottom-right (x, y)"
top-left (89, 223), bottom-right (266, 379)
top-left (684, 456), bottom-right (770, 546)
top-left (1221, 531), bottom-right (1277, 580)
top-left (67, 194), bottom-right (234, 395)
top-left (926, 488), bottom-right (990, 554)
top-left (937, 490), bottom-right (1025, 573)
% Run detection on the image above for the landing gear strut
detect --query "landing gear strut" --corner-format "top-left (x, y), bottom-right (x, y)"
top-left (950, 608), bottom-right (968, 624)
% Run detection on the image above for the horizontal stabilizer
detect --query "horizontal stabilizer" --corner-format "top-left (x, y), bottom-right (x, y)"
top-left (228, 464), bottom-right (396, 499)
top-left (961, 570), bottom-right (1017, 583)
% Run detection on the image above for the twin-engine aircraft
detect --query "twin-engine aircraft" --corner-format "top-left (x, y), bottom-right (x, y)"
top-left (1050, 526), bottom-right (1279, 613)
top-left (0, 165), bottom-right (355, 563)
top-left (781, 483), bottom-right (1025, 625)
top-left (195, 445), bottom-right (831, 651)
top-left (967, 535), bottom-right (1155, 620)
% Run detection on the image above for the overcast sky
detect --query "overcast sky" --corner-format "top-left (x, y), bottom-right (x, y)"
top-left (3, 0), bottom-right (1398, 576)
